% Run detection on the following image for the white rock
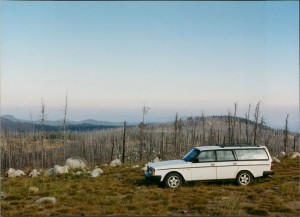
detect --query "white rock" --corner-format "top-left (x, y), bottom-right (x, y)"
top-left (7, 168), bottom-right (25, 178)
top-left (75, 171), bottom-right (82, 176)
top-left (110, 159), bottom-right (121, 167)
top-left (91, 168), bottom-right (104, 178)
top-left (29, 187), bottom-right (39, 193)
top-left (45, 168), bottom-right (54, 176)
top-left (153, 157), bottom-right (160, 163)
top-left (291, 152), bottom-right (300, 159)
top-left (54, 165), bottom-right (69, 174)
top-left (132, 165), bottom-right (140, 168)
top-left (0, 192), bottom-right (6, 198)
top-left (272, 157), bottom-right (281, 163)
top-left (29, 169), bottom-right (41, 178)
top-left (35, 197), bottom-right (57, 204)
top-left (66, 157), bottom-right (87, 170)
top-left (279, 151), bottom-right (286, 157)
top-left (141, 164), bottom-right (149, 171)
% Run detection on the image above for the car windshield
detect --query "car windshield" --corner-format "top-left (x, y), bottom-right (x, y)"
top-left (182, 148), bottom-right (200, 162)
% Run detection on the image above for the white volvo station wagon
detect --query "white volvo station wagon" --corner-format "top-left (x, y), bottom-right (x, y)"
top-left (144, 144), bottom-right (274, 188)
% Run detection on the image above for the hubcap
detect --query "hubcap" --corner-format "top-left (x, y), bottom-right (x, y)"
top-left (239, 173), bottom-right (250, 185)
top-left (168, 176), bottom-right (180, 187)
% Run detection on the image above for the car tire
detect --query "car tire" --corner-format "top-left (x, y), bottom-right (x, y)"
top-left (164, 172), bottom-right (182, 188)
top-left (236, 171), bottom-right (253, 186)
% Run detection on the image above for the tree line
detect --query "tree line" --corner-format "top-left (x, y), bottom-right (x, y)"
top-left (0, 101), bottom-right (298, 175)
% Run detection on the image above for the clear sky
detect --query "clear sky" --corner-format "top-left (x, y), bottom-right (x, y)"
top-left (0, 1), bottom-right (299, 131)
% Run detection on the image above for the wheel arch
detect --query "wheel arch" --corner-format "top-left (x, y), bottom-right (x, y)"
top-left (236, 170), bottom-right (254, 179)
top-left (163, 171), bottom-right (186, 183)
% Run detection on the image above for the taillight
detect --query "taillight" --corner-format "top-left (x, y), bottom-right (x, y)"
top-left (271, 162), bottom-right (274, 170)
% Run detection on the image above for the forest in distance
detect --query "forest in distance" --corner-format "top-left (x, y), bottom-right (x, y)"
top-left (0, 101), bottom-right (299, 175)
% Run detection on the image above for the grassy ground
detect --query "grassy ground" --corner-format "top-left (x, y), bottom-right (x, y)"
top-left (1, 157), bottom-right (299, 216)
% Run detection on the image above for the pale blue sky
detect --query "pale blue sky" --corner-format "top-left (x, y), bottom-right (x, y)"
top-left (1, 1), bottom-right (299, 131)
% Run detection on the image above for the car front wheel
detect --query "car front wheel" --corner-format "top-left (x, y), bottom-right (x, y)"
top-left (165, 172), bottom-right (182, 188)
top-left (237, 171), bottom-right (253, 186)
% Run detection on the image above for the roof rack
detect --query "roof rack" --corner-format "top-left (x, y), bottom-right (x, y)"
top-left (219, 144), bottom-right (260, 148)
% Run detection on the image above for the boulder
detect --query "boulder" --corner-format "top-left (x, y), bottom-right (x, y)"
top-left (45, 168), bottom-right (54, 176)
top-left (7, 168), bottom-right (26, 178)
top-left (291, 152), bottom-right (300, 159)
top-left (35, 197), bottom-right (57, 204)
top-left (110, 159), bottom-right (121, 167)
top-left (279, 151), bottom-right (286, 157)
top-left (272, 157), bottom-right (281, 163)
top-left (153, 157), bottom-right (160, 163)
top-left (0, 192), bottom-right (6, 199)
top-left (53, 165), bottom-right (69, 174)
top-left (29, 187), bottom-right (39, 193)
top-left (29, 169), bottom-right (41, 178)
top-left (90, 168), bottom-right (104, 178)
top-left (66, 157), bottom-right (88, 170)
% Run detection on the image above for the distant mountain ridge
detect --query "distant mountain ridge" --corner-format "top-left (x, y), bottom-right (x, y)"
top-left (0, 115), bottom-right (130, 132)
top-left (1, 115), bottom-right (124, 126)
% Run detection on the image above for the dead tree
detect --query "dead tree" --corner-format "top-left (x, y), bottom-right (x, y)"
top-left (122, 121), bottom-right (126, 163)
top-left (160, 128), bottom-right (164, 160)
top-left (253, 101), bottom-right (261, 145)
top-left (284, 114), bottom-right (289, 155)
top-left (201, 111), bottom-right (206, 145)
top-left (139, 105), bottom-right (150, 161)
top-left (232, 102), bottom-right (238, 144)
top-left (40, 99), bottom-right (46, 168)
top-left (173, 113), bottom-right (179, 157)
top-left (227, 110), bottom-right (232, 144)
top-left (63, 93), bottom-right (68, 161)
top-left (245, 104), bottom-right (251, 143)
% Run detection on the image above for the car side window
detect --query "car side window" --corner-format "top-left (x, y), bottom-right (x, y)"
top-left (235, 149), bottom-right (269, 160)
top-left (216, 150), bottom-right (235, 161)
top-left (197, 151), bottom-right (216, 162)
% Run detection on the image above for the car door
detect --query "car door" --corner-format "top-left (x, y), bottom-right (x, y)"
top-left (191, 150), bottom-right (217, 181)
top-left (215, 150), bottom-right (239, 179)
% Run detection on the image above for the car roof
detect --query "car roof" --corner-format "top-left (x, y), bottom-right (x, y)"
top-left (194, 145), bottom-right (265, 151)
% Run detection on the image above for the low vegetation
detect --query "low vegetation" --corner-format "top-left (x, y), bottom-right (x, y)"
top-left (1, 157), bottom-right (299, 216)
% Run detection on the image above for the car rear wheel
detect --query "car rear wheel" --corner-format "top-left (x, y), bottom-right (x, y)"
top-left (165, 172), bottom-right (182, 188)
top-left (237, 171), bottom-right (253, 186)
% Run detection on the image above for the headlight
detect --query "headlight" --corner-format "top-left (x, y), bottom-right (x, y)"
top-left (148, 167), bottom-right (155, 175)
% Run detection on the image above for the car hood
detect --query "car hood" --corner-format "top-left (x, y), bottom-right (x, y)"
top-left (147, 160), bottom-right (189, 170)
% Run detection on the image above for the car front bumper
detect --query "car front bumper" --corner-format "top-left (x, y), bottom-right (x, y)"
top-left (144, 171), bottom-right (161, 182)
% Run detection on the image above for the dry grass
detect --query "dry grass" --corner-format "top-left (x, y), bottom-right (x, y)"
top-left (1, 158), bottom-right (299, 216)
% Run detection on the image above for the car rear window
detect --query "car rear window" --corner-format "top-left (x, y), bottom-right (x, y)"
top-left (234, 149), bottom-right (269, 160)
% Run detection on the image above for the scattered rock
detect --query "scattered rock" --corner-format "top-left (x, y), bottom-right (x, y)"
top-left (291, 152), bottom-right (300, 159)
top-left (132, 165), bottom-right (140, 168)
top-left (153, 157), bottom-right (160, 163)
top-left (91, 168), bottom-right (104, 178)
top-left (53, 165), bottom-right (69, 174)
top-left (7, 168), bottom-right (26, 178)
top-left (279, 151), bottom-right (286, 158)
top-left (110, 159), bottom-right (121, 167)
top-left (29, 169), bottom-right (41, 178)
top-left (75, 171), bottom-right (82, 176)
top-left (0, 192), bottom-right (6, 199)
top-left (272, 156), bottom-right (281, 163)
top-left (45, 168), bottom-right (54, 176)
top-left (35, 197), bottom-right (57, 204)
top-left (66, 157), bottom-right (88, 170)
top-left (29, 187), bottom-right (39, 193)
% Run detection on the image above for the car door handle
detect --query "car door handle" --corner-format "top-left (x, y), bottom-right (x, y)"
top-left (233, 162), bottom-right (237, 165)
top-left (211, 163), bottom-right (215, 166)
